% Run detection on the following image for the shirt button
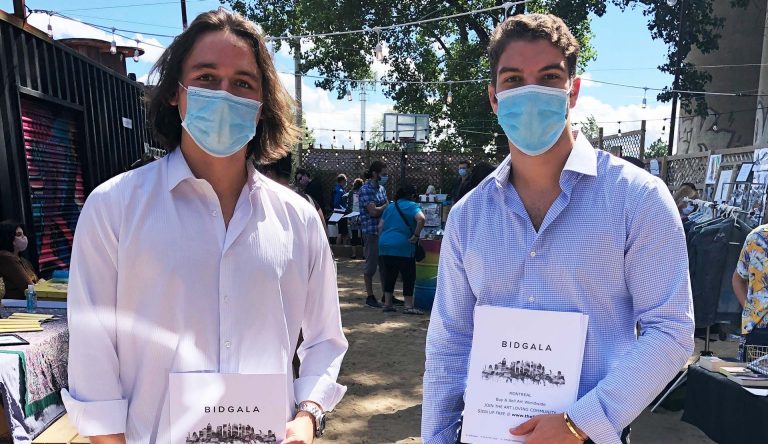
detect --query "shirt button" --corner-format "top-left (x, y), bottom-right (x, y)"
top-left (211, 210), bottom-right (218, 217)
top-left (528, 296), bottom-right (535, 302)
top-left (223, 295), bottom-right (229, 303)
top-left (530, 251), bottom-right (537, 257)
top-left (224, 341), bottom-right (232, 348)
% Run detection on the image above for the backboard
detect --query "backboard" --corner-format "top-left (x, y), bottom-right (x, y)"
top-left (383, 113), bottom-right (429, 143)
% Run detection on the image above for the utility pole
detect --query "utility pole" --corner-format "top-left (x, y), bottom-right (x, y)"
top-left (360, 86), bottom-right (367, 148)
top-left (667, 0), bottom-right (686, 156)
top-left (180, 0), bottom-right (188, 30)
top-left (294, 39), bottom-right (303, 130)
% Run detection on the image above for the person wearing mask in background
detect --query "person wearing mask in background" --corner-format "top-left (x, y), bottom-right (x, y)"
top-left (347, 178), bottom-right (364, 258)
top-left (359, 161), bottom-right (396, 308)
top-left (423, 13), bottom-right (693, 444)
top-left (63, 10), bottom-right (347, 444)
top-left (378, 184), bottom-right (426, 315)
top-left (0, 221), bottom-right (38, 300)
top-left (673, 182), bottom-right (699, 220)
top-left (332, 174), bottom-right (350, 246)
top-left (295, 168), bottom-right (328, 232)
top-left (452, 161), bottom-right (471, 202)
top-left (455, 161), bottom-right (497, 203)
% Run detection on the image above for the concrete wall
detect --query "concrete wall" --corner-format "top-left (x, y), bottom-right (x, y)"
top-left (755, 2), bottom-right (768, 147)
top-left (677, 0), bottom-right (766, 153)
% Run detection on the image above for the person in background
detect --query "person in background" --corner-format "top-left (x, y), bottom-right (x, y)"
top-left (0, 221), bottom-right (38, 300)
top-left (732, 225), bottom-right (768, 360)
top-left (673, 182), bottom-right (699, 218)
top-left (456, 161), bottom-right (497, 202)
top-left (378, 184), bottom-right (426, 315)
top-left (262, 152), bottom-right (294, 186)
top-left (63, 10), bottom-right (346, 443)
top-left (295, 168), bottom-right (328, 232)
top-left (359, 160), bottom-right (393, 308)
top-left (621, 156), bottom-right (645, 169)
top-left (347, 178), bottom-right (364, 258)
top-left (426, 185), bottom-right (437, 196)
top-left (452, 160), bottom-right (471, 202)
top-left (332, 174), bottom-right (350, 246)
top-left (300, 169), bottom-right (326, 215)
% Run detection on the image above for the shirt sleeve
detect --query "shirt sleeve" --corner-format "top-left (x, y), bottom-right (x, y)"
top-left (422, 208), bottom-right (476, 443)
top-left (737, 232), bottom-right (758, 280)
top-left (566, 178), bottom-right (695, 444)
top-left (359, 187), bottom-right (372, 213)
top-left (294, 209), bottom-right (349, 412)
top-left (61, 186), bottom-right (128, 436)
top-left (0, 255), bottom-right (35, 290)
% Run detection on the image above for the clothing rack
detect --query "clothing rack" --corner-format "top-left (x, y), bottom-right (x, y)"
top-left (651, 197), bottom-right (746, 413)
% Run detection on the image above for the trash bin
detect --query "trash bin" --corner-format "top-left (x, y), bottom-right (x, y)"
top-left (414, 239), bottom-right (441, 311)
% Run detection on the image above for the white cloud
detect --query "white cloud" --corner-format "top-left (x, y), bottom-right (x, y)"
top-left (278, 73), bottom-right (393, 148)
top-left (26, 13), bottom-right (167, 64)
top-left (572, 95), bottom-right (672, 147)
top-left (579, 72), bottom-right (600, 87)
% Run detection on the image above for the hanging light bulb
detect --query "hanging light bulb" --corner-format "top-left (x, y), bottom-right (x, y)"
top-left (332, 129), bottom-right (336, 146)
top-left (667, 0), bottom-right (678, 6)
top-left (46, 13), bottom-right (53, 39)
top-left (642, 87), bottom-right (648, 109)
top-left (617, 122), bottom-right (622, 136)
top-left (713, 114), bottom-right (719, 132)
top-left (348, 131), bottom-right (353, 142)
top-left (110, 28), bottom-right (117, 55)
top-left (373, 27), bottom-right (385, 62)
top-left (447, 81), bottom-right (453, 105)
top-left (346, 88), bottom-right (353, 101)
top-left (133, 39), bottom-right (140, 62)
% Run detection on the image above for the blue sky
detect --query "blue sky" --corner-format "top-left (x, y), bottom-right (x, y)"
top-left (3, 0), bottom-right (678, 147)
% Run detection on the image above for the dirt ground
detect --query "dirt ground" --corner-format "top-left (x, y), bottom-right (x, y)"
top-left (324, 257), bottom-right (725, 444)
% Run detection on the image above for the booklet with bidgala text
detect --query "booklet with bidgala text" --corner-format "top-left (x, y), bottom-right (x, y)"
top-left (170, 373), bottom-right (287, 444)
top-left (461, 306), bottom-right (589, 444)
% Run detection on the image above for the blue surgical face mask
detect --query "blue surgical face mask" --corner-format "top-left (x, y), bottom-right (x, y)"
top-left (458, 167), bottom-right (467, 177)
top-left (379, 175), bottom-right (389, 187)
top-left (179, 83), bottom-right (262, 158)
top-left (495, 84), bottom-right (570, 156)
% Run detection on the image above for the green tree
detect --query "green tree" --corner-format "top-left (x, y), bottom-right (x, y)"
top-left (228, 0), bottom-right (747, 151)
top-left (578, 115), bottom-right (600, 141)
top-left (646, 137), bottom-right (668, 158)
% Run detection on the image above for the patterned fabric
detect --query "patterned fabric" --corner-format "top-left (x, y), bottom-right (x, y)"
top-left (422, 134), bottom-right (695, 444)
top-left (358, 180), bottom-right (387, 235)
top-left (736, 225), bottom-right (768, 334)
top-left (0, 307), bottom-right (68, 416)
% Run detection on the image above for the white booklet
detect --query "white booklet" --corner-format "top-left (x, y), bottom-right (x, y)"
top-left (170, 373), bottom-right (287, 444)
top-left (461, 306), bottom-right (589, 443)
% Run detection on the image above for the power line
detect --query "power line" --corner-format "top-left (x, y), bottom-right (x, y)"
top-left (268, 1), bottom-right (529, 41)
top-left (66, 13), bottom-right (182, 30)
top-left (589, 62), bottom-right (768, 72)
top-left (58, 0), bottom-right (210, 13)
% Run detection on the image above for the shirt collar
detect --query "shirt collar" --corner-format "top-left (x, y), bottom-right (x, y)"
top-left (493, 130), bottom-right (597, 189)
top-left (166, 148), bottom-right (260, 193)
top-left (166, 148), bottom-right (195, 191)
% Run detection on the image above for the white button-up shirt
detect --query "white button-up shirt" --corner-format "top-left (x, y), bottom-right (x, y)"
top-left (62, 149), bottom-right (347, 443)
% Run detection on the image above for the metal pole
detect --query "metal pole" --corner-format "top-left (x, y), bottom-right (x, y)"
top-left (667, 0), bottom-right (686, 156)
top-left (180, 0), bottom-right (188, 30)
top-left (294, 39), bottom-right (302, 129)
top-left (640, 120), bottom-right (647, 160)
top-left (360, 87), bottom-right (367, 146)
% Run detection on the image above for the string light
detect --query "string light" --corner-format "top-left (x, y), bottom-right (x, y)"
top-left (618, 122), bottom-right (622, 136)
top-left (110, 27), bottom-right (117, 55)
top-left (447, 81), bottom-right (453, 104)
top-left (133, 39), bottom-right (140, 62)
top-left (712, 113), bottom-right (719, 131)
top-left (373, 27), bottom-right (387, 62)
top-left (667, 0), bottom-right (678, 6)
top-left (642, 87), bottom-right (647, 109)
top-left (346, 89), bottom-right (353, 101)
top-left (46, 13), bottom-right (53, 38)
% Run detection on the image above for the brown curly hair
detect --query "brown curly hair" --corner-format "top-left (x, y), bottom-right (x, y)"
top-left (488, 14), bottom-right (580, 86)
top-left (146, 9), bottom-right (299, 162)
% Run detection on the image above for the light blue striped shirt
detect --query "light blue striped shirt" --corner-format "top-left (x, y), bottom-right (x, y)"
top-left (422, 135), bottom-right (695, 444)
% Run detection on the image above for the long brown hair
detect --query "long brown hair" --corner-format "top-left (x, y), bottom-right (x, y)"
top-left (146, 9), bottom-right (299, 162)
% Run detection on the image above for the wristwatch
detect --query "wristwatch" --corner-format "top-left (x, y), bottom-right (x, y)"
top-left (297, 401), bottom-right (326, 438)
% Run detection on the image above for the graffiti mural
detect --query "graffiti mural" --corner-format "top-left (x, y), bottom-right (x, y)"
top-left (678, 108), bottom-right (736, 154)
top-left (20, 99), bottom-right (85, 276)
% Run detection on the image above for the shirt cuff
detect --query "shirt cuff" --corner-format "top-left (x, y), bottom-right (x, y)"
top-left (293, 375), bottom-right (347, 412)
top-left (566, 390), bottom-right (623, 444)
top-left (61, 389), bottom-right (128, 436)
